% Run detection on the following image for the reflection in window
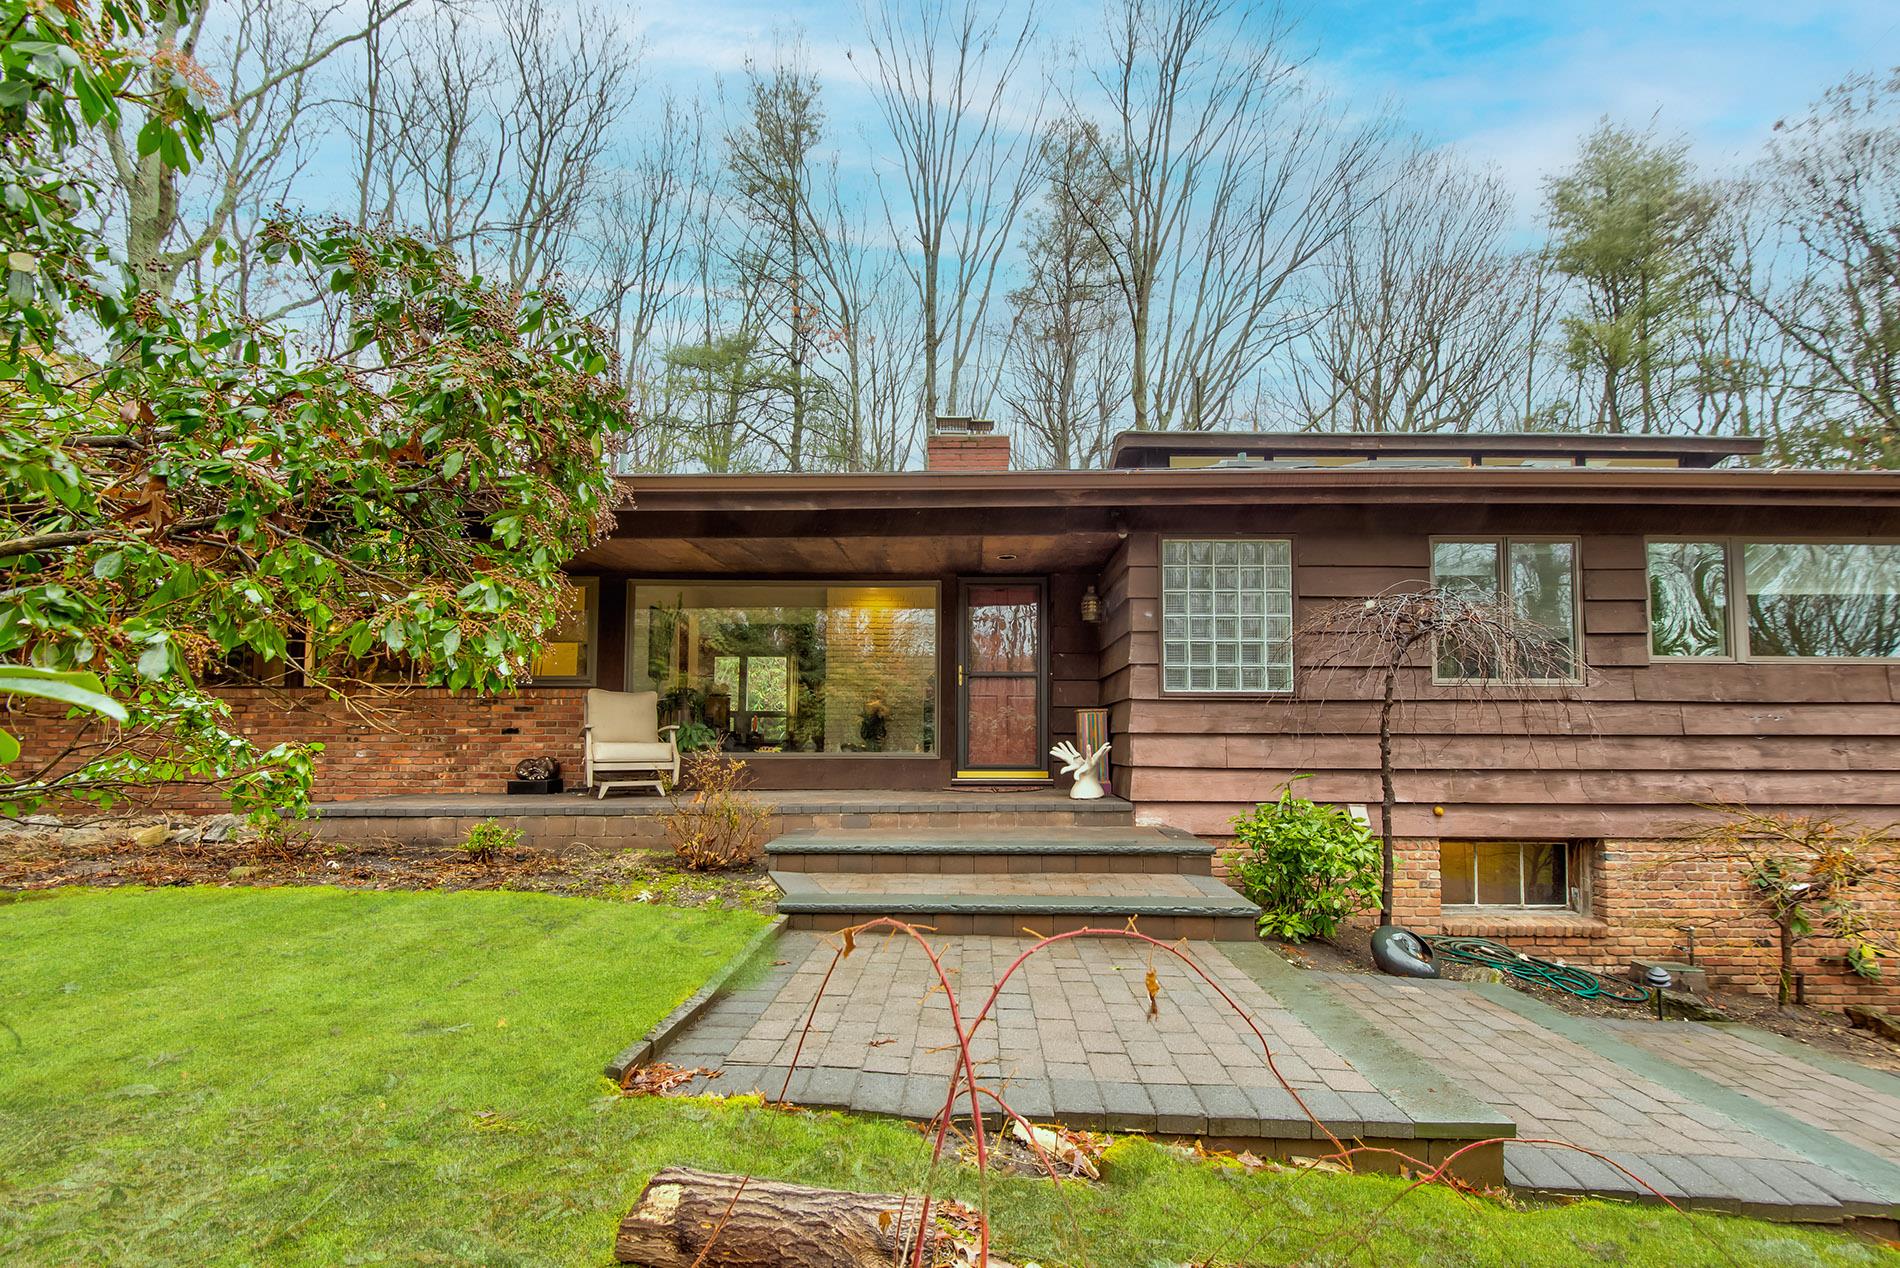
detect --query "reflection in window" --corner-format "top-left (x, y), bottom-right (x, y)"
top-left (1440, 841), bottom-right (1577, 909)
top-left (1643, 540), bottom-right (1900, 660)
top-left (1430, 539), bottom-right (1578, 680)
top-left (1647, 542), bottom-right (1730, 658)
top-left (1745, 543), bottom-right (1900, 659)
top-left (630, 583), bottom-right (937, 754)
top-left (529, 577), bottom-right (596, 682)
top-left (1160, 539), bottom-right (1293, 692)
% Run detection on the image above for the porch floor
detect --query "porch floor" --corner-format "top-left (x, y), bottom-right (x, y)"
top-left (311, 788), bottom-right (1134, 818)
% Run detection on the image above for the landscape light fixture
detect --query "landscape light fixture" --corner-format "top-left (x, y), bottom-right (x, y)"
top-left (1643, 964), bottom-right (1673, 1021)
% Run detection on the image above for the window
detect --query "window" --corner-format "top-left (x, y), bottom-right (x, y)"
top-left (1161, 539), bottom-right (1293, 693)
top-left (1441, 841), bottom-right (1578, 909)
top-left (630, 583), bottom-right (937, 755)
top-left (1430, 538), bottom-right (1579, 680)
top-left (1646, 540), bottom-right (1900, 660)
top-left (1647, 541), bottom-right (1729, 658)
top-left (529, 577), bottom-right (597, 683)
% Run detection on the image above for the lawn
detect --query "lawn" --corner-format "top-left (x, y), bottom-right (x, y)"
top-left (0, 887), bottom-right (1890, 1267)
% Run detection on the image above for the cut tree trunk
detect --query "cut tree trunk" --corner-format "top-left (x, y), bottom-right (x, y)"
top-left (614, 1167), bottom-right (1018, 1267)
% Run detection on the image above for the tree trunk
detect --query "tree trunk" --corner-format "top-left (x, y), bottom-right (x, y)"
top-left (615, 1168), bottom-right (1014, 1267)
top-left (1777, 909), bottom-right (1796, 1008)
top-left (1378, 660), bottom-right (1398, 924)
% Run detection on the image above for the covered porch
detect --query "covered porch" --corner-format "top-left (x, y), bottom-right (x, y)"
top-left (545, 480), bottom-right (1133, 792)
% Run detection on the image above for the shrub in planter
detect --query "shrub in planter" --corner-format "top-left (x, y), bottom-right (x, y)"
top-left (661, 750), bottom-right (772, 870)
top-left (1230, 780), bottom-right (1381, 942)
top-left (460, 818), bottom-right (522, 864)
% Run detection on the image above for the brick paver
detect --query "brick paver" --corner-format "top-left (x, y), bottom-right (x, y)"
top-left (1323, 974), bottom-right (1897, 1218)
top-left (655, 930), bottom-right (1412, 1139)
top-left (1605, 1020), bottom-right (1900, 1167)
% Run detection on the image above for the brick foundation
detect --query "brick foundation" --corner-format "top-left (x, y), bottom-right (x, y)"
top-left (6, 687), bottom-right (585, 814)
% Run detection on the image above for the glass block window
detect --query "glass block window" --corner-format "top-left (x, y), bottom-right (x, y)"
top-left (1161, 539), bottom-right (1293, 693)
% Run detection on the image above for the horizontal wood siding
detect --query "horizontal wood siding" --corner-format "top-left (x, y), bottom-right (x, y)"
top-left (1109, 511), bottom-right (1900, 1007)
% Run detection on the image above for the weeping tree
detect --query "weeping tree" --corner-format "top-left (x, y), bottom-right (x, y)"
top-left (1299, 589), bottom-right (1583, 924)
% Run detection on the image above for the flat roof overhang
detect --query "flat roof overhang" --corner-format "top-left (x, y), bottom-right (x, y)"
top-left (1107, 429), bottom-right (1766, 468)
top-left (607, 466), bottom-right (1900, 514)
top-left (574, 467), bottom-right (1900, 574)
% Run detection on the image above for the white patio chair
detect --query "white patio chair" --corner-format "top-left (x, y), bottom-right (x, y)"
top-left (583, 688), bottom-right (680, 798)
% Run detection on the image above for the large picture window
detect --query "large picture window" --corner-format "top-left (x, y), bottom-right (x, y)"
top-left (629, 583), bottom-right (937, 755)
top-left (1160, 539), bottom-right (1293, 693)
top-left (1430, 538), bottom-right (1579, 681)
top-left (1646, 540), bottom-right (1900, 660)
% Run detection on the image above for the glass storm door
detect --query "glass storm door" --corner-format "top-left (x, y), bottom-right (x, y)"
top-left (957, 580), bottom-right (1048, 779)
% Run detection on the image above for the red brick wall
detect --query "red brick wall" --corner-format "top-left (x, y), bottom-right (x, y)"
top-left (1208, 833), bottom-right (1899, 1011)
top-left (8, 688), bottom-right (585, 813)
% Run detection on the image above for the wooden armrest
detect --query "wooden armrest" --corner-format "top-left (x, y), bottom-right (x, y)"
top-left (657, 725), bottom-right (681, 738)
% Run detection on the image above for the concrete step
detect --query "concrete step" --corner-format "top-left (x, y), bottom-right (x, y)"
top-left (765, 826), bottom-right (1215, 875)
top-left (770, 870), bottom-right (1261, 940)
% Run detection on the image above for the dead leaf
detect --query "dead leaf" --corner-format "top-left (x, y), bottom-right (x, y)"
top-left (618, 1062), bottom-right (720, 1097)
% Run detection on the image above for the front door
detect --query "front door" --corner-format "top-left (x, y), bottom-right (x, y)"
top-left (957, 579), bottom-right (1048, 780)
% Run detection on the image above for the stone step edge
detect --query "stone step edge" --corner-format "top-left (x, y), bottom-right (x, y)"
top-left (770, 871), bottom-right (1260, 917)
top-left (768, 831), bottom-right (1213, 856)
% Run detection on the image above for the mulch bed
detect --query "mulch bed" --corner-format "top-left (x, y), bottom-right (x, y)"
top-left (1278, 933), bottom-right (1900, 1071)
top-left (0, 818), bottom-right (776, 912)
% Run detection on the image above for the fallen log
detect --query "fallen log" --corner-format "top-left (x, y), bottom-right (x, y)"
top-left (615, 1167), bottom-right (1017, 1268)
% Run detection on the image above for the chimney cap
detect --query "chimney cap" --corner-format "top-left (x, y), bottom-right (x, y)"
top-left (933, 414), bottom-right (996, 435)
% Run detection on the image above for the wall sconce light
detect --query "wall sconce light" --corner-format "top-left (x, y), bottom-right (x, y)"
top-left (1080, 584), bottom-right (1102, 623)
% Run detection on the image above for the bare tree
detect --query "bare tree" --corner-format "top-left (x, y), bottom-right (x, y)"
top-left (1300, 589), bottom-right (1582, 923)
top-left (371, 0), bottom-right (640, 289)
top-left (725, 50), bottom-right (833, 471)
top-left (1290, 148), bottom-right (1531, 433)
top-left (1730, 69), bottom-right (1900, 464)
top-left (102, 0), bottom-right (416, 297)
top-left (857, 0), bottom-right (1044, 418)
top-left (1067, 0), bottom-right (1393, 432)
top-left (584, 96), bottom-right (718, 394)
top-left (1003, 117), bottom-right (1129, 467)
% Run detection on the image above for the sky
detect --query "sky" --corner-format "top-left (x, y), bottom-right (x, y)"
top-left (627, 0), bottom-right (1900, 223)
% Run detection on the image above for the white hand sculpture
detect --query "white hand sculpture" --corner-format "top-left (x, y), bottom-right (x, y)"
top-left (1050, 739), bottom-right (1112, 800)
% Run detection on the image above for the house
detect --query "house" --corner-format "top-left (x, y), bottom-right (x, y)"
top-left (40, 420), bottom-right (1900, 1004)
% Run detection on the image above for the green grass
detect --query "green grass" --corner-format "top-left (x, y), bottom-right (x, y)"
top-left (0, 887), bottom-right (1891, 1267)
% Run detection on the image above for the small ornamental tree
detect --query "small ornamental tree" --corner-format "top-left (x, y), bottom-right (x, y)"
top-left (1, 2), bottom-right (631, 822)
top-left (1230, 778), bottom-right (1382, 942)
top-left (1301, 588), bottom-right (1582, 924)
top-left (1677, 807), bottom-right (1898, 1005)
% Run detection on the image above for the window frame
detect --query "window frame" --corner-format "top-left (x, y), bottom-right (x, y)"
top-left (526, 575), bottom-right (600, 686)
top-left (1427, 535), bottom-right (1584, 686)
top-left (1643, 536), bottom-right (1900, 664)
top-left (1439, 840), bottom-right (1584, 912)
top-left (1157, 535), bottom-right (1297, 697)
top-left (623, 578), bottom-right (944, 759)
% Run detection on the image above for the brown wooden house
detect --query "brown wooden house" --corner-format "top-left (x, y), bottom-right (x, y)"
top-left (54, 421), bottom-right (1900, 1004)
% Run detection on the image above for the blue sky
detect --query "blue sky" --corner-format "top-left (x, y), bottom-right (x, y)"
top-left (629, 0), bottom-right (1900, 221)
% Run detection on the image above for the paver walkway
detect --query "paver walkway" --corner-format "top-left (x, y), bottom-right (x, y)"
top-left (1606, 1019), bottom-right (1900, 1167)
top-left (656, 931), bottom-right (1421, 1141)
top-left (635, 927), bottom-right (1900, 1222)
top-left (1324, 973), bottom-right (1900, 1220)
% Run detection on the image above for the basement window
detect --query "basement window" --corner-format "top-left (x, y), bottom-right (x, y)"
top-left (1440, 841), bottom-right (1582, 910)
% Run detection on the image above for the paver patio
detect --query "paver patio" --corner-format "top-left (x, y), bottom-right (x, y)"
top-left (651, 930), bottom-right (1453, 1147)
top-left (636, 927), bottom-right (1900, 1224)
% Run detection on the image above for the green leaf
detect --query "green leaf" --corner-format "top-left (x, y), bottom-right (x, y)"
top-left (0, 666), bottom-right (128, 722)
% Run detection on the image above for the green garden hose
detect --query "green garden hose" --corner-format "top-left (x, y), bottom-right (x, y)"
top-left (1420, 935), bottom-right (1652, 1005)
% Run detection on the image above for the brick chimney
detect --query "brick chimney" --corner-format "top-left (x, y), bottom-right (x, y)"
top-left (925, 415), bottom-right (1010, 472)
